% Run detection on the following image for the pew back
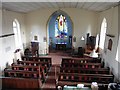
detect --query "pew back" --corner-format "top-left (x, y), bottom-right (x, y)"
top-left (22, 56), bottom-right (52, 67)
top-left (62, 57), bottom-right (101, 63)
top-left (60, 67), bottom-right (110, 74)
top-left (62, 62), bottom-right (102, 68)
top-left (58, 73), bottom-right (114, 84)
top-left (2, 77), bottom-right (41, 89)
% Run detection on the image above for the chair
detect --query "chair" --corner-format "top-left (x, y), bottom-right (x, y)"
top-left (78, 47), bottom-right (85, 57)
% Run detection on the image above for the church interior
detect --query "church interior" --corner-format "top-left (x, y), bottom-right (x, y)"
top-left (0, 1), bottom-right (120, 90)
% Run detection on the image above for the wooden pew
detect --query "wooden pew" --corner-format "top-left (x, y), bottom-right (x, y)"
top-left (16, 60), bottom-right (49, 74)
top-left (61, 62), bottom-right (103, 68)
top-left (62, 57), bottom-right (101, 64)
top-left (17, 60), bottom-right (49, 68)
top-left (2, 77), bottom-right (41, 89)
top-left (57, 73), bottom-right (114, 87)
top-left (4, 65), bottom-right (45, 83)
top-left (60, 67), bottom-right (110, 74)
top-left (22, 56), bottom-right (52, 67)
top-left (58, 57), bottom-right (112, 89)
top-left (2, 56), bottom-right (52, 89)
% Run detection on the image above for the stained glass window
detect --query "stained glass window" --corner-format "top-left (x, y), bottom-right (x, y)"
top-left (55, 15), bottom-right (68, 38)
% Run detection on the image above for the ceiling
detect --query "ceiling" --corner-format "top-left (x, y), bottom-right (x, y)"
top-left (2, 2), bottom-right (119, 13)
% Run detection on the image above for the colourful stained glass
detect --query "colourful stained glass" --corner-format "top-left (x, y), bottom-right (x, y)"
top-left (55, 15), bottom-right (68, 38)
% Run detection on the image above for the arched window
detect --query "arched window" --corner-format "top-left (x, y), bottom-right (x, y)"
top-left (116, 48), bottom-right (118, 61)
top-left (99, 18), bottom-right (107, 49)
top-left (95, 34), bottom-right (99, 50)
top-left (13, 19), bottom-right (22, 49)
top-left (55, 14), bottom-right (68, 39)
top-left (116, 35), bottom-right (120, 61)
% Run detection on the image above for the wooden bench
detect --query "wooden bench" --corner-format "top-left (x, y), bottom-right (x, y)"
top-left (57, 81), bottom-right (109, 88)
top-left (61, 62), bottom-right (103, 68)
top-left (60, 67), bottom-right (110, 74)
top-left (2, 56), bottom-right (52, 89)
top-left (22, 56), bottom-right (52, 67)
top-left (4, 65), bottom-right (45, 83)
top-left (2, 77), bottom-right (41, 89)
top-left (57, 57), bottom-right (112, 89)
top-left (16, 60), bottom-right (49, 74)
top-left (62, 57), bottom-right (101, 64)
top-left (17, 60), bottom-right (50, 68)
top-left (57, 73), bottom-right (114, 87)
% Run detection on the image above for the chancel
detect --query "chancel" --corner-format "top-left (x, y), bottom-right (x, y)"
top-left (0, 1), bottom-right (120, 90)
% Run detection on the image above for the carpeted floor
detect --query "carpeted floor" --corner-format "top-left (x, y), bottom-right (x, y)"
top-left (48, 50), bottom-right (71, 65)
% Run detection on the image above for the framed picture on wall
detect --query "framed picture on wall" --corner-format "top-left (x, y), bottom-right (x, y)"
top-left (43, 37), bottom-right (47, 42)
top-left (73, 36), bottom-right (76, 42)
top-left (34, 36), bottom-right (38, 41)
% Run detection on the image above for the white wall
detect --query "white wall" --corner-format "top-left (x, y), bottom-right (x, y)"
top-left (0, 9), bottom-right (2, 72)
top-left (117, 5), bottom-right (120, 81)
top-left (0, 9), bottom-right (2, 89)
top-left (98, 6), bottom-right (119, 81)
top-left (25, 8), bottom-right (98, 53)
top-left (1, 10), bottom-right (26, 70)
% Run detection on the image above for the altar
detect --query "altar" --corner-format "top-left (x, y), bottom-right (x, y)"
top-left (56, 43), bottom-right (66, 50)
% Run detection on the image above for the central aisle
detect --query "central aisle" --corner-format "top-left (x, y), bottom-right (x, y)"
top-left (41, 50), bottom-right (71, 90)
top-left (48, 50), bottom-right (71, 65)
top-left (41, 65), bottom-right (60, 90)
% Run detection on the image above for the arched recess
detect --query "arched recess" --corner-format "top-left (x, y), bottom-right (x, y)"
top-left (99, 18), bottom-right (107, 50)
top-left (47, 10), bottom-right (73, 52)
